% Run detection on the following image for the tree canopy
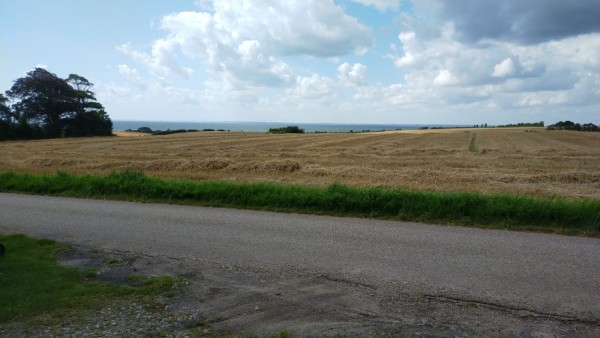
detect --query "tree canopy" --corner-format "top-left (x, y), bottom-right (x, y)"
top-left (1, 68), bottom-right (112, 140)
top-left (268, 126), bottom-right (305, 134)
top-left (547, 121), bottom-right (599, 132)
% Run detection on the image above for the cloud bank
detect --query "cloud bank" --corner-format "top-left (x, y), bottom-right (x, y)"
top-left (107, 0), bottom-right (600, 124)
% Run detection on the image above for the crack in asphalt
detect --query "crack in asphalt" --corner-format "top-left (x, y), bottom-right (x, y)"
top-left (421, 294), bottom-right (600, 325)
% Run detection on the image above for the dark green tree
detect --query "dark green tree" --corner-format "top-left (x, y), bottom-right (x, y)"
top-left (547, 120), bottom-right (598, 132)
top-left (3, 68), bottom-right (112, 139)
top-left (0, 93), bottom-right (13, 140)
top-left (6, 68), bottom-right (79, 137)
top-left (64, 74), bottom-right (112, 136)
top-left (0, 93), bottom-right (12, 121)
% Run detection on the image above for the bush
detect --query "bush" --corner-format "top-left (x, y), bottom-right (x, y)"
top-left (137, 127), bottom-right (153, 133)
top-left (152, 129), bottom-right (196, 136)
top-left (268, 126), bottom-right (305, 134)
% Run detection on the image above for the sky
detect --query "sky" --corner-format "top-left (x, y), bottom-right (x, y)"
top-left (1, 0), bottom-right (599, 125)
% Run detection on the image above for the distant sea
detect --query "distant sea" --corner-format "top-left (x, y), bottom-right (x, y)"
top-left (113, 120), bottom-right (468, 133)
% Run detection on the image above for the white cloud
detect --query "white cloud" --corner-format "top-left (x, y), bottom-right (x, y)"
top-left (391, 32), bottom-right (418, 68)
top-left (491, 58), bottom-right (515, 78)
top-left (117, 64), bottom-right (147, 91)
top-left (117, 64), bottom-right (142, 81)
top-left (433, 69), bottom-right (458, 86)
top-left (490, 56), bottom-right (545, 80)
top-left (118, 0), bottom-right (372, 91)
top-left (351, 0), bottom-right (401, 12)
top-left (225, 39), bottom-right (293, 88)
top-left (117, 41), bottom-right (193, 80)
top-left (287, 75), bottom-right (335, 99)
top-left (337, 63), bottom-right (367, 86)
top-left (105, 0), bottom-right (599, 124)
top-left (366, 20), bottom-right (600, 122)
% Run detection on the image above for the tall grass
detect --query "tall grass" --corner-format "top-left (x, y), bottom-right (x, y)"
top-left (1, 171), bottom-right (598, 235)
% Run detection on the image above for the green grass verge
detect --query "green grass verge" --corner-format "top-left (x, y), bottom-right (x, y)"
top-left (0, 171), bottom-right (599, 236)
top-left (0, 233), bottom-right (185, 323)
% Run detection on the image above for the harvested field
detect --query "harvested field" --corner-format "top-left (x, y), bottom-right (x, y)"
top-left (1, 128), bottom-right (598, 199)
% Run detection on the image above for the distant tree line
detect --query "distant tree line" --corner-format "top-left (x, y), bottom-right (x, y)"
top-left (547, 121), bottom-right (599, 132)
top-left (496, 121), bottom-right (544, 128)
top-left (125, 127), bottom-right (229, 135)
top-left (268, 126), bottom-right (305, 134)
top-left (0, 68), bottom-right (112, 141)
top-left (127, 127), bottom-right (199, 135)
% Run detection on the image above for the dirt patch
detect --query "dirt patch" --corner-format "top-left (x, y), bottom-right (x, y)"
top-left (12, 245), bottom-right (593, 337)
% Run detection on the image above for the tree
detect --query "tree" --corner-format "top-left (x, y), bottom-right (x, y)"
top-left (0, 93), bottom-right (11, 121)
top-left (3, 68), bottom-right (112, 139)
top-left (268, 126), bottom-right (305, 134)
top-left (547, 121), bottom-right (599, 132)
top-left (64, 74), bottom-right (112, 136)
top-left (0, 93), bottom-right (13, 140)
top-left (6, 68), bottom-right (79, 137)
top-left (582, 123), bottom-right (599, 132)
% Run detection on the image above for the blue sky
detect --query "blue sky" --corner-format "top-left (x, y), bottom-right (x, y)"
top-left (1, 0), bottom-right (599, 125)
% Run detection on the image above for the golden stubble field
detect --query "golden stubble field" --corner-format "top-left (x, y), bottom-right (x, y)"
top-left (1, 128), bottom-right (599, 199)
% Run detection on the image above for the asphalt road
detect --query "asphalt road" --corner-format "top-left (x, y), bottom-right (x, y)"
top-left (1, 192), bottom-right (599, 321)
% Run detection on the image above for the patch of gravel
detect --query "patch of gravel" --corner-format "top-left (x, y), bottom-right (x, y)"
top-left (2, 244), bottom-right (600, 337)
top-left (1, 300), bottom-right (204, 338)
top-left (0, 246), bottom-right (208, 338)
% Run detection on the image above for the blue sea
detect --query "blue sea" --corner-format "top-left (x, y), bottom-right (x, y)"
top-left (113, 120), bottom-right (468, 133)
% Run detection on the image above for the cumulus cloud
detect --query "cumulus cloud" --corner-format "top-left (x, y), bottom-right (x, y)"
top-left (106, 0), bottom-right (599, 124)
top-left (433, 69), bottom-right (458, 86)
top-left (489, 56), bottom-right (545, 80)
top-left (227, 39), bottom-right (293, 88)
top-left (491, 58), bottom-right (516, 78)
top-left (118, 0), bottom-right (372, 90)
top-left (117, 41), bottom-right (193, 79)
top-left (392, 32), bottom-right (418, 68)
top-left (377, 8), bottom-right (600, 121)
top-left (287, 75), bottom-right (336, 99)
top-left (337, 63), bottom-right (367, 86)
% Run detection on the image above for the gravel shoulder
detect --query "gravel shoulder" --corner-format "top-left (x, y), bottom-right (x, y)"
top-left (2, 244), bottom-right (599, 337)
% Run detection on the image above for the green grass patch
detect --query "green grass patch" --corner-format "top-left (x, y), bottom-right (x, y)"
top-left (468, 133), bottom-right (479, 153)
top-left (0, 171), bottom-right (599, 236)
top-left (0, 233), bottom-right (186, 323)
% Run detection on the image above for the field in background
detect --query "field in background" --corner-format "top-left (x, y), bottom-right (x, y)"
top-left (1, 128), bottom-right (598, 199)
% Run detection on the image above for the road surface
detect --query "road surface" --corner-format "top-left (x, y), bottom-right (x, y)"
top-left (1, 192), bottom-right (599, 322)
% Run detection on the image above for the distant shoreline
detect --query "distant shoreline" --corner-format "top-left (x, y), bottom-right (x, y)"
top-left (112, 120), bottom-right (469, 133)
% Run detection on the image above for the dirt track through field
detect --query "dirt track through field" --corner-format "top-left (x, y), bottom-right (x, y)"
top-left (1, 128), bottom-right (599, 199)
